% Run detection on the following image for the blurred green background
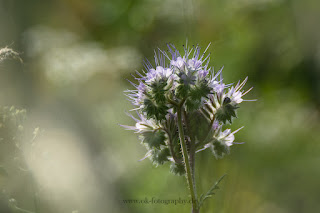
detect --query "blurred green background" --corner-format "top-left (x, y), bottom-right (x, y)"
top-left (0, 0), bottom-right (320, 212)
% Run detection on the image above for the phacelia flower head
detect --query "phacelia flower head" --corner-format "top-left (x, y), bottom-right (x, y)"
top-left (209, 127), bottom-right (244, 159)
top-left (123, 41), bottom-right (254, 172)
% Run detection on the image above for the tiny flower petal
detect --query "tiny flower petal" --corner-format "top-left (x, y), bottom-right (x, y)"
top-left (171, 56), bottom-right (186, 70)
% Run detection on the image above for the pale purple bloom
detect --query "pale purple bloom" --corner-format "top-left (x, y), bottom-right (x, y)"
top-left (137, 82), bottom-right (146, 101)
top-left (226, 77), bottom-right (254, 105)
top-left (137, 81), bottom-right (146, 92)
top-left (196, 126), bottom-right (242, 154)
top-left (146, 69), bottom-right (157, 83)
top-left (121, 113), bottom-right (159, 133)
top-left (204, 76), bottom-right (253, 119)
top-left (187, 58), bottom-right (202, 70)
top-left (217, 129), bottom-right (234, 146)
top-left (228, 87), bottom-right (243, 104)
top-left (124, 80), bottom-right (146, 106)
top-left (158, 66), bottom-right (174, 79)
top-left (171, 56), bottom-right (186, 70)
top-left (146, 66), bottom-right (174, 83)
top-left (212, 120), bottom-right (219, 130)
top-left (208, 66), bottom-right (224, 94)
top-left (123, 41), bottom-right (254, 165)
top-left (210, 81), bottom-right (225, 95)
top-left (198, 69), bottom-right (209, 79)
top-left (216, 127), bottom-right (244, 146)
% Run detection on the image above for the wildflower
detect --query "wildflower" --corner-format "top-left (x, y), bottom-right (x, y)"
top-left (121, 113), bottom-right (159, 134)
top-left (122, 41), bottom-right (255, 213)
top-left (198, 69), bottom-right (209, 79)
top-left (122, 41), bottom-right (254, 167)
top-left (204, 76), bottom-right (253, 124)
top-left (210, 127), bottom-right (243, 159)
top-left (226, 77), bottom-right (253, 105)
top-left (146, 66), bottom-right (174, 83)
top-left (216, 128), bottom-right (237, 146)
top-left (171, 56), bottom-right (186, 70)
top-left (187, 58), bottom-right (202, 70)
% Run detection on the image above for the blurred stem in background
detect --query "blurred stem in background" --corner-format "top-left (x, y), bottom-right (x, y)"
top-left (0, 48), bottom-right (37, 213)
top-left (30, 172), bottom-right (39, 213)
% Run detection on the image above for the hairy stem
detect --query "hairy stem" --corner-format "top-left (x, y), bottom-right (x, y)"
top-left (177, 105), bottom-right (199, 213)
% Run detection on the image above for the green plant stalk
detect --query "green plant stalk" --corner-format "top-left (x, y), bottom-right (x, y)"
top-left (177, 105), bottom-right (199, 213)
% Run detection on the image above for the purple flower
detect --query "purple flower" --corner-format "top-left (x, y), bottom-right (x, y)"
top-left (121, 113), bottom-right (159, 133)
top-left (226, 77), bottom-right (254, 105)
top-left (171, 56), bottom-right (186, 70)
top-left (216, 127), bottom-right (244, 146)
top-left (137, 82), bottom-right (146, 100)
top-left (146, 66), bottom-right (174, 83)
top-left (146, 69), bottom-right (157, 83)
top-left (198, 69), bottom-right (209, 79)
top-left (122, 41), bottom-right (255, 168)
top-left (210, 81), bottom-right (225, 95)
top-left (187, 58), bottom-right (202, 70)
top-left (212, 120), bottom-right (220, 130)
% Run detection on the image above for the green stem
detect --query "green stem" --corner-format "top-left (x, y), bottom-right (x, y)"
top-left (177, 105), bottom-right (199, 213)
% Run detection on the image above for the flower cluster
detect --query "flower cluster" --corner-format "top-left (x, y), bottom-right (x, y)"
top-left (123, 43), bottom-right (253, 175)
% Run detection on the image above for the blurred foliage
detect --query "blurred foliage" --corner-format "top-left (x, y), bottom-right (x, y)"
top-left (0, 0), bottom-right (320, 212)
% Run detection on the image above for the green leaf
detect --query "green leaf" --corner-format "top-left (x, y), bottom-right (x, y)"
top-left (176, 83), bottom-right (190, 99)
top-left (150, 80), bottom-right (167, 104)
top-left (190, 80), bottom-right (211, 100)
top-left (215, 103), bottom-right (239, 124)
top-left (140, 130), bottom-right (166, 149)
top-left (199, 174), bottom-right (226, 208)
top-left (170, 162), bottom-right (185, 176)
top-left (184, 80), bottom-right (210, 112)
top-left (143, 98), bottom-right (168, 121)
top-left (150, 147), bottom-right (170, 165)
top-left (185, 98), bottom-right (201, 112)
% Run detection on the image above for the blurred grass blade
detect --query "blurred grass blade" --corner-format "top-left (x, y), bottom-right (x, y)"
top-left (199, 174), bottom-right (226, 208)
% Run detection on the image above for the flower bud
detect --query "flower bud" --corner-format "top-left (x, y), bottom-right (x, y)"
top-left (215, 98), bottom-right (239, 124)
